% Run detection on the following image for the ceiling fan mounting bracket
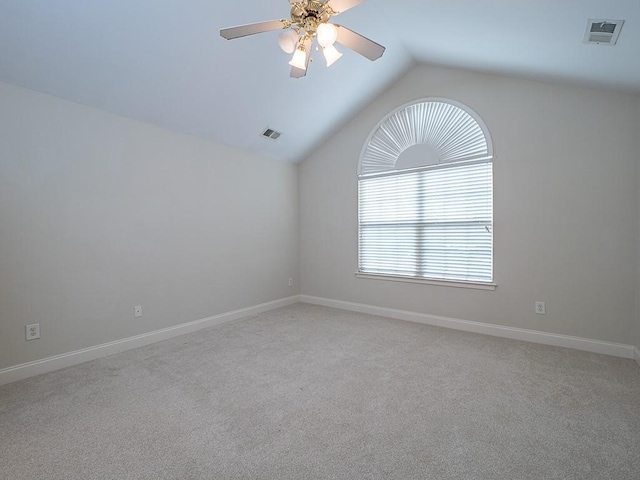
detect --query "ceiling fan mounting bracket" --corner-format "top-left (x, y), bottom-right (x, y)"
top-left (290, 0), bottom-right (333, 35)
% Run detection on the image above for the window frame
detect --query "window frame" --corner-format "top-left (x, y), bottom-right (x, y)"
top-left (356, 98), bottom-right (496, 290)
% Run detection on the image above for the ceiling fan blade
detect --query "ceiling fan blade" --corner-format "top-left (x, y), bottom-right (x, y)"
top-left (220, 20), bottom-right (287, 40)
top-left (290, 66), bottom-right (306, 78)
top-left (290, 37), bottom-right (313, 78)
top-left (327, 0), bottom-right (366, 14)
top-left (335, 25), bottom-right (385, 61)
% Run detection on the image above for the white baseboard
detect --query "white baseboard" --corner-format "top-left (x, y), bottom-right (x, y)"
top-left (4, 295), bottom-right (636, 386)
top-left (0, 295), bottom-right (301, 386)
top-left (300, 295), bottom-right (636, 359)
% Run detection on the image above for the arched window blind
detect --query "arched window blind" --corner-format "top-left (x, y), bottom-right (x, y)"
top-left (358, 99), bottom-right (494, 284)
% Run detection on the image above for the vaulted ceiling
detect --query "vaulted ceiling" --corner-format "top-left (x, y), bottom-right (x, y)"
top-left (0, 0), bottom-right (638, 163)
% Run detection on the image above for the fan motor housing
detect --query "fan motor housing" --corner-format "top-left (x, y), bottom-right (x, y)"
top-left (291, 0), bottom-right (332, 34)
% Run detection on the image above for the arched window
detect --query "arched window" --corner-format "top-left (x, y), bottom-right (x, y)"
top-left (357, 99), bottom-right (494, 287)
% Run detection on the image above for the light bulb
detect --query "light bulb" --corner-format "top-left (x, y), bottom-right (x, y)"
top-left (289, 46), bottom-right (307, 70)
top-left (278, 30), bottom-right (299, 54)
top-left (322, 44), bottom-right (343, 67)
top-left (316, 23), bottom-right (338, 48)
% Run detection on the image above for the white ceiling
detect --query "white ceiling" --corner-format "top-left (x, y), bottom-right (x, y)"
top-left (0, 0), bottom-right (638, 163)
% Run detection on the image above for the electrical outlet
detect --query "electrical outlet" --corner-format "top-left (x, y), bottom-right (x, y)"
top-left (535, 301), bottom-right (546, 315)
top-left (288, 277), bottom-right (294, 287)
top-left (26, 323), bottom-right (40, 341)
top-left (134, 306), bottom-right (142, 318)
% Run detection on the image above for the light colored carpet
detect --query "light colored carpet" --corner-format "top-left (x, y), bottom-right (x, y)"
top-left (1, 303), bottom-right (639, 480)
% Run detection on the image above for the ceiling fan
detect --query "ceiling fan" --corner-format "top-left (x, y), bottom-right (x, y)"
top-left (220, 0), bottom-right (385, 78)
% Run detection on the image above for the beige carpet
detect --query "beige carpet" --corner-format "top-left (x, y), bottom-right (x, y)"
top-left (1, 303), bottom-right (639, 479)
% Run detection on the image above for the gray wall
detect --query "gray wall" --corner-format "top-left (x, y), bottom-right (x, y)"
top-left (0, 82), bottom-right (299, 370)
top-left (300, 65), bottom-right (639, 345)
top-left (637, 96), bottom-right (640, 352)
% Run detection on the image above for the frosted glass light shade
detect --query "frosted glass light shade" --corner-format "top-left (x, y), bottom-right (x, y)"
top-left (289, 47), bottom-right (307, 70)
top-left (317, 23), bottom-right (338, 47)
top-left (278, 30), bottom-right (299, 54)
top-left (322, 44), bottom-right (343, 67)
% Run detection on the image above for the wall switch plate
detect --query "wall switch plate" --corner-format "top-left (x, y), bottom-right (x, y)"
top-left (134, 306), bottom-right (142, 318)
top-left (26, 323), bottom-right (40, 341)
top-left (288, 277), bottom-right (294, 287)
top-left (535, 301), bottom-right (546, 315)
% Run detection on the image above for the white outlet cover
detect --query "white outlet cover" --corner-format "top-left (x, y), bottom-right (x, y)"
top-left (134, 306), bottom-right (142, 318)
top-left (535, 301), bottom-right (546, 315)
top-left (26, 323), bottom-right (40, 340)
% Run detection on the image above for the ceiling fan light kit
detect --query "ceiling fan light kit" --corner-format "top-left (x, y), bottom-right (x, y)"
top-left (289, 44), bottom-right (308, 70)
top-left (316, 22), bottom-right (338, 47)
top-left (323, 44), bottom-right (343, 66)
top-left (278, 29), bottom-right (300, 54)
top-left (220, 0), bottom-right (385, 78)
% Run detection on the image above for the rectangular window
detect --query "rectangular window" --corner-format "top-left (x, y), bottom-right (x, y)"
top-left (358, 160), bottom-right (493, 284)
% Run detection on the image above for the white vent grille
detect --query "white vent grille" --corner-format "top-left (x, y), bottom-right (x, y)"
top-left (584, 19), bottom-right (624, 45)
top-left (261, 128), bottom-right (282, 140)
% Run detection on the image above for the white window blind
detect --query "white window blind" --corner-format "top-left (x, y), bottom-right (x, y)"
top-left (358, 160), bottom-right (493, 283)
top-left (357, 99), bottom-right (494, 285)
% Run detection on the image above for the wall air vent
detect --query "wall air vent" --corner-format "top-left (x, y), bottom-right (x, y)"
top-left (584, 19), bottom-right (624, 45)
top-left (261, 128), bottom-right (282, 140)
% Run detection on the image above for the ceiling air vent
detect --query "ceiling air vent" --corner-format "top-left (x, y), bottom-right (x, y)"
top-left (261, 128), bottom-right (282, 140)
top-left (584, 19), bottom-right (624, 45)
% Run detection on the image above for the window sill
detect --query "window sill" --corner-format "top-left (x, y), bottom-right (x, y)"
top-left (355, 272), bottom-right (497, 291)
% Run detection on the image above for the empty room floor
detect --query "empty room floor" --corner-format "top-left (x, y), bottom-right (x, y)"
top-left (1, 303), bottom-right (639, 480)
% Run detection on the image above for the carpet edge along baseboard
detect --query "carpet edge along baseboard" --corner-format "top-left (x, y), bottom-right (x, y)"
top-left (0, 296), bottom-right (301, 386)
top-left (300, 295), bottom-right (636, 361)
top-left (2, 295), bottom-right (637, 386)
